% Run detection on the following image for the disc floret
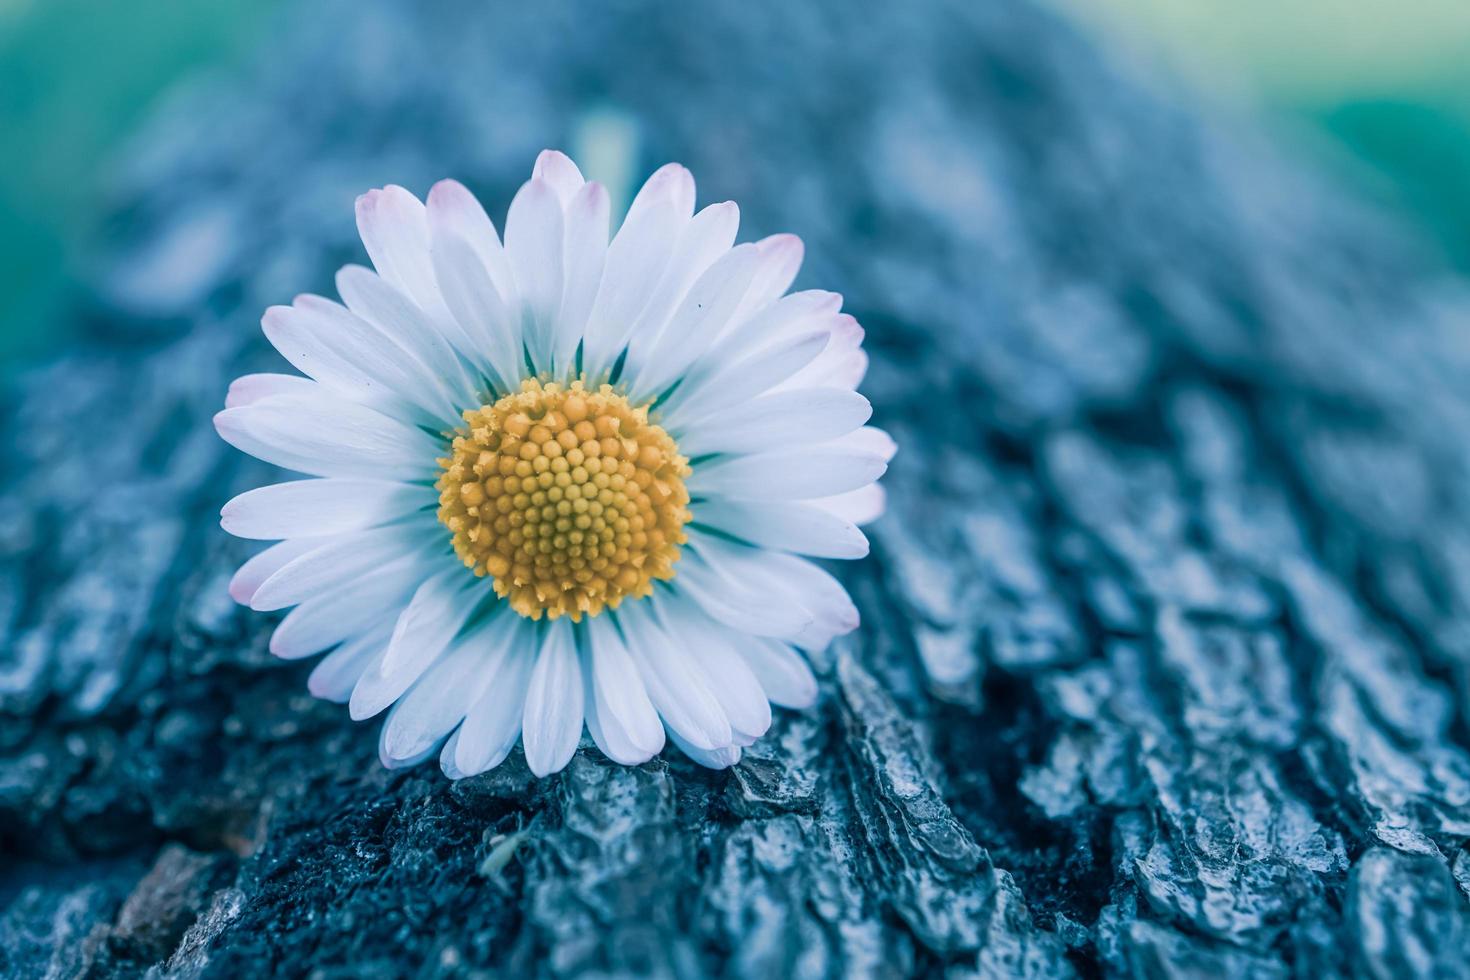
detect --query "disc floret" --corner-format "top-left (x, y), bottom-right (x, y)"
top-left (437, 378), bottom-right (692, 620)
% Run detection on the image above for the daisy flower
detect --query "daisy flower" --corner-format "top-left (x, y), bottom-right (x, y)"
top-left (216, 151), bottom-right (892, 778)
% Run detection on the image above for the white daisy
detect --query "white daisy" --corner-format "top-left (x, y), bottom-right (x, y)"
top-left (216, 150), bottom-right (892, 778)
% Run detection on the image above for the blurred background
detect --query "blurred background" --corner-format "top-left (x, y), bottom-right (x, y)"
top-left (6, 0), bottom-right (1470, 366)
top-left (0, 0), bottom-right (278, 363)
top-left (2, 2), bottom-right (1470, 367)
top-left (0, 1), bottom-right (1470, 370)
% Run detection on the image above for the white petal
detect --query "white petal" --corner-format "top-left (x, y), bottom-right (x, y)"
top-left (379, 624), bottom-right (501, 766)
top-left (626, 242), bottom-right (761, 400)
top-left (750, 548), bottom-right (860, 651)
top-left (668, 729), bottom-right (742, 770)
top-left (626, 163), bottom-right (695, 225)
top-left (827, 425), bottom-right (898, 463)
top-left (810, 484), bottom-right (887, 527)
top-left (616, 602), bottom-right (732, 751)
top-left (439, 730), bottom-right (470, 779)
top-left (688, 531), bottom-right (858, 646)
top-left (772, 315), bottom-right (866, 393)
top-left (735, 233), bottom-right (804, 319)
top-left (692, 497), bottom-right (868, 559)
top-left (308, 620), bottom-right (394, 703)
top-left (521, 620), bottom-right (584, 777)
top-left (583, 616), bottom-right (664, 764)
top-left (225, 373), bottom-right (314, 408)
top-left (355, 185), bottom-right (445, 319)
top-left (661, 601), bottom-right (770, 743)
top-left (503, 178), bottom-right (565, 374)
top-left (581, 191), bottom-right (688, 377)
top-left (674, 552), bottom-right (815, 640)
top-left (452, 616), bottom-right (535, 777)
top-left (431, 226), bottom-right (525, 391)
top-left (250, 523), bottom-right (428, 611)
top-left (676, 388), bottom-right (871, 457)
top-left (580, 687), bottom-right (618, 767)
top-left (661, 329), bottom-right (831, 429)
top-left (426, 179), bottom-right (519, 310)
top-left (228, 537), bottom-right (322, 605)
top-left (220, 478), bottom-right (425, 541)
top-left (336, 264), bottom-right (478, 411)
top-left (532, 149), bottom-right (586, 205)
top-left (551, 180), bottom-right (610, 374)
top-left (379, 566), bottom-right (479, 675)
top-left (348, 567), bottom-right (478, 718)
top-left (270, 553), bottom-right (426, 659)
top-left (739, 640), bottom-right (818, 709)
top-left (619, 201), bottom-right (739, 372)
top-left (709, 289), bottom-right (842, 360)
top-left (376, 726), bottom-right (439, 771)
top-left (687, 445), bottom-right (888, 501)
top-left (784, 348), bottom-right (868, 392)
top-left (213, 392), bottom-right (440, 481)
top-left (835, 350), bottom-right (870, 390)
top-left (261, 295), bottom-right (456, 426)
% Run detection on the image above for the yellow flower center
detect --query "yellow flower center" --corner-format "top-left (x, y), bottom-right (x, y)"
top-left (436, 378), bottom-right (692, 621)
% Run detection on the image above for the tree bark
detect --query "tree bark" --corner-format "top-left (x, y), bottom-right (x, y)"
top-left (3, 1), bottom-right (1469, 977)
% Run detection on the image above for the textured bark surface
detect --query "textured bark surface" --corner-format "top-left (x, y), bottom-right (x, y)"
top-left (4, 1), bottom-right (1470, 977)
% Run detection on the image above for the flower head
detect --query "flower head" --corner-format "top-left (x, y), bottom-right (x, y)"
top-left (217, 151), bottom-right (892, 777)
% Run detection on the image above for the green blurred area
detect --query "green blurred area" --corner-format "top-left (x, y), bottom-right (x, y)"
top-left (1054, 0), bottom-right (1470, 266)
top-left (0, 0), bottom-right (276, 364)
top-left (1, 1), bottom-right (1468, 366)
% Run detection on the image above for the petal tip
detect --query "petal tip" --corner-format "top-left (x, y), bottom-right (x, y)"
top-left (533, 148), bottom-right (573, 173)
top-left (347, 693), bottom-right (379, 723)
top-left (763, 231), bottom-right (803, 251)
top-left (212, 408), bottom-right (240, 442)
top-left (226, 577), bottom-right (254, 606)
top-left (353, 188), bottom-right (383, 218)
top-left (428, 177), bottom-right (468, 199)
